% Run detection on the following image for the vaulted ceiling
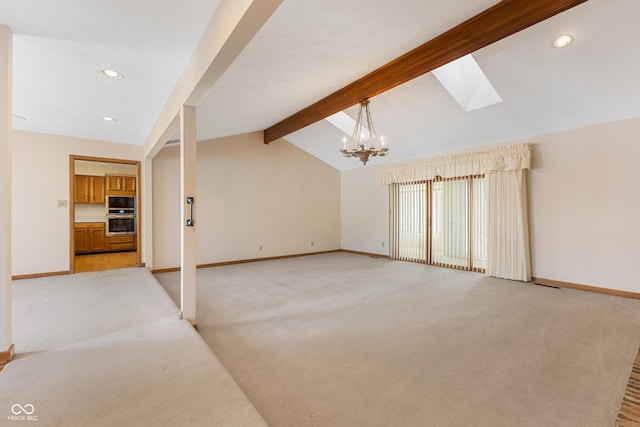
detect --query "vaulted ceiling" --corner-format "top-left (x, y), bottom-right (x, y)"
top-left (2, 0), bottom-right (639, 170)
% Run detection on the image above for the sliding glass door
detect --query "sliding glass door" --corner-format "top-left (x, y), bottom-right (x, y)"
top-left (390, 175), bottom-right (486, 272)
top-left (432, 178), bottom-right (469, 269)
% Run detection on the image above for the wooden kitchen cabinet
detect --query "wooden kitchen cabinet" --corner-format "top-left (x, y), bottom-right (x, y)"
top-left (106, 234), bottom-right (137, 252)
top-left (105, 174), bottom-right (136, 196)
top-left (74, 222), bottom-right (136, 254)
top-left (74, 175), bottom-right (105, 204)
top-left (75, 222), bottom-right (106, 253)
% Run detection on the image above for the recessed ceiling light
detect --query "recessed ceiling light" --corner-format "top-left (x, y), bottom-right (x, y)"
top-left (553, 34), bottom-right (573, 48)
top-left (100, 69), bottom-right (124, 79)
top-left (101, 116), bottom-right (116, 122)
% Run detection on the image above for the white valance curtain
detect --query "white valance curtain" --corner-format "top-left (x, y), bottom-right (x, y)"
top-left (380, 144), bottom-right (532, 184)
top-left (383, 144), bottom-right (533, 282)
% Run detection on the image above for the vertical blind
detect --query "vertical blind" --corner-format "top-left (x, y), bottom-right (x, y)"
top-left (390, 175), bottom-right (486, 272)
top-left (486, 169), bottom-right (531, 281)
top-left (472, 176), bottom-right (487, 272)
top-left (390, 181), bottom-right (426, 263)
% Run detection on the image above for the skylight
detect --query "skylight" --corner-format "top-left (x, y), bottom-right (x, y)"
top-left (326, 111), bottom-right (358, 137)
top-left (432, 54), bottom-right (502, 112)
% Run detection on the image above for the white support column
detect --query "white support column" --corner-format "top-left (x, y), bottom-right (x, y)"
top-left (142, 158), bottom-right (153, 270)
top-left (180, 105), bottom-right (197, 323)
top-left (0, 25), bottom-right (13, 359)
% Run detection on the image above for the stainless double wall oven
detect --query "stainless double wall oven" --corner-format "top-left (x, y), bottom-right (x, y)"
top-left (106, 196), bottom-right (136, 235)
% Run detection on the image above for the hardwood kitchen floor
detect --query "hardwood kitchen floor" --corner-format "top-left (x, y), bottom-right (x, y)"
top-left (75, 251), bottom-right (138, 273)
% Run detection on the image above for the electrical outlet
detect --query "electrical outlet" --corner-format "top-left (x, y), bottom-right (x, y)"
top-left (311, 241), bottom-right (314, 246)
top-left (259, 245), bottom-right (263, 251)
top-left (381, 242), bottom-right (385, 248)
top-left (58, 200), bottom-right (68, 207)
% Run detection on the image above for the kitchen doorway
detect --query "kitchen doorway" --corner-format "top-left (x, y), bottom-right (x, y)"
top-left (69, 155), bottom-right (142, 273)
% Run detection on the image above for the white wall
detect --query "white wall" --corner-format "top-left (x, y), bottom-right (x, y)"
top-left (151, 145), bottom-right (179, 268)
top-left (340, 116), bottom-right (640, 294)
top-left (341, 164), bottom-right (389, 255)
top-left (12, 130), bottom-right (143, 275)
top-left (152, 132), bottom-right (341, 269)
top-left (527, 117), bottom-right (640, 293)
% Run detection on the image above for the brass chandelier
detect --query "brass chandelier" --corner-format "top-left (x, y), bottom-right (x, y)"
top-left (339, 98), bottom-right (388, 165)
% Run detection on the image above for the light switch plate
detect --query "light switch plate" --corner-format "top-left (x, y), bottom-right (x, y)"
top-left (58, 200), bottom-right (68, 207)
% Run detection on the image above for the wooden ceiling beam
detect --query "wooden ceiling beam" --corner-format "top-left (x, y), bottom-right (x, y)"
top-left (263, 0), bottom-right (588, 144)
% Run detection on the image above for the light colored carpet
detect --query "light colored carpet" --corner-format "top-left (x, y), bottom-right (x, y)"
top-left (0, 267), bottom-right (266, 427)
top-left (156, 252), bottom-right (640, 427)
